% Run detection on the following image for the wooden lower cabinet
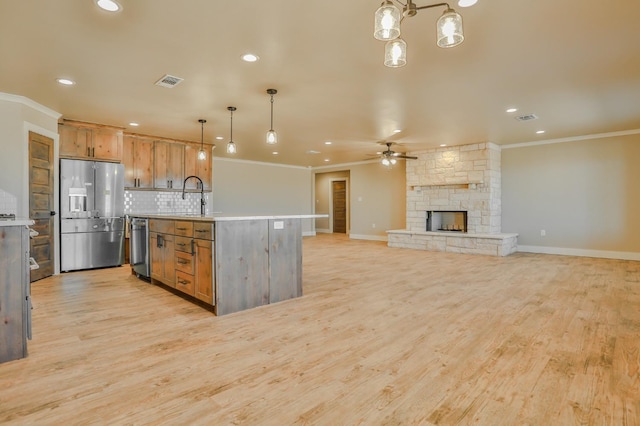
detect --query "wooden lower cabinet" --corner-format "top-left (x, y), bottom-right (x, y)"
top-left (150, 231), bottom-right (175, 287)
top-left (148, 219), bottom-right (214, 306)
top-left (194, 238), bottom-right (213, 304)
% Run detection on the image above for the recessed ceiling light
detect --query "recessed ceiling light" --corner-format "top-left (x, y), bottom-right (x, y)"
top-left (393, 129), bottom-right (402, 133)
top-left (457, 0), bottom-right (478, 7)
top-left (95, 0), bottom-right (122, 12)
top-left (56, 78), bottom-right (75, 86)
top-left (306, 150), bottom-right (321, 155)
top-left (536, 130), bottom-right (546, 134)
top-left (215, 136), bottom-right (224, 140)
top-left (241, 53), bottom-right (259, 62)
top-left (324, 159), bottom-right (330, 162)
top-left (129, 122), bottom-right (139, 127)
top-left (324, 141), bottom-right (332, 145)
top-left (272, 151), bottom-right (279, 155)
top-left (506, 108), bottom-right (518, 113)
top-left (440, 144), bottom-right (447, 147)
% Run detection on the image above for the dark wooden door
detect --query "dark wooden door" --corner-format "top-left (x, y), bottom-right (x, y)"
top-left (332, 180), bottom-right (347, 234)
top-left (29, 132), bottom-right (55, 281)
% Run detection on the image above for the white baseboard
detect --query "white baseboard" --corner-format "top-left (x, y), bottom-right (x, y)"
top-left (518, 245), bottom-right (640, 261)
top-left (302, 231), bottom-right (317, 237)
top-left (316, 228), bottom-right (331, 234)
top-left (349, 234), bottom-right (388, 242)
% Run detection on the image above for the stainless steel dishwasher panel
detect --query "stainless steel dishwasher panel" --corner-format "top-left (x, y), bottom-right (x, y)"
top-left (130, 218), bottom-right (150, 279)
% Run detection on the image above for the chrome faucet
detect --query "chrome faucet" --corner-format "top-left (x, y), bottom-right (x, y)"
top-left (182, 175), bottom-right (206, 216)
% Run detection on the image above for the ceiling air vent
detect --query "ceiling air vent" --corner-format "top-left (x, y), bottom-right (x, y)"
top-left (515, 113), bottom-right (538, 122)
top-left (155, 74), bottom-right (184, 88)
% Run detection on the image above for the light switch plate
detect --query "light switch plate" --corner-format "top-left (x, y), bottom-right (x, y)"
top-left (274, 221), bottom-right (284, 230)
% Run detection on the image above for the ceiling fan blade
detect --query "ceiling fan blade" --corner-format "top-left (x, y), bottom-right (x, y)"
top-left (395, 154), bottom-right (418, 159)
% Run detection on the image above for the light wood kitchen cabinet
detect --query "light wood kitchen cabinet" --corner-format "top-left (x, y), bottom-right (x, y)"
top-left (194, 238), bottom-right (213, 304)
top-left (154, 141), bottom-right (184, 189)
top-left (123, 135), bottom-right (153, 189)
top-left (184, 143), bottom-right (212, 190)
top-left (59, 122), bottom-right (123, 162)
top-left (149, 219), bottom-right (176, 287)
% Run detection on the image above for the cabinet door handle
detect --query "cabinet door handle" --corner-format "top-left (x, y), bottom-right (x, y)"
top-left (87, 147), bottom-right (91, 157)
top-left (92, 147), bottom-right (95, 157)
top-left (177, 259), bottom-right (189, 265)
top-left (176, 227), bottom-right (188, 231)
top-left (195, 229), bottom-right (207, 233)
top-left (177, 243), bottom-right (186, 248)
top-left (191, 239), bottom-right (195, 255)
top-left (157, 235), bottom-right (164, 248)
top-left (178, 279), bottom-right (190, 286)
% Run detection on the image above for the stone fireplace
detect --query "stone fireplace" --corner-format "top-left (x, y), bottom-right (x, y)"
top-left (387, 142), bottom-right (518, 256)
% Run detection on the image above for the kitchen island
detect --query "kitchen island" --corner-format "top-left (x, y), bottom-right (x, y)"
top-left (129, 214), bottom-right (323, 315)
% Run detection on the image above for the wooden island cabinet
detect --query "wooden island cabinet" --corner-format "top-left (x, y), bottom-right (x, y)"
top-left (134, 214), bottom-right (320, 315)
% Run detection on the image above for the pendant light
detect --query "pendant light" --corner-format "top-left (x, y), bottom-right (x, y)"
top-left (197, 119), bottom-right (207, 160)
top-left (266, 88), bottom-right (278, 145)
top-left (226, 106), bottom-right (237, 154)
top-left (374, 0), bottom-right (467, 67)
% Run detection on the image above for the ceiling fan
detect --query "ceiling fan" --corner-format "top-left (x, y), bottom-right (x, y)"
top-left (375, 142), bottom-right (417, 166)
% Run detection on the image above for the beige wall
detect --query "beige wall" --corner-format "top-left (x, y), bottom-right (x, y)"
top-left (0, 95), bottom-right (60, 217)
top-left (212, 158), bottom-right (315, 233)
top-left (314, 161), bottom-right (406, 240)
top-left (502, 134), bottom-right (640, 255)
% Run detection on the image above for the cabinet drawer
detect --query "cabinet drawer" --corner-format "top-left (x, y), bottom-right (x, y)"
top-left (150, 219), bottom-right (174, 234)
top-left (175, 271), bottom-right (195, 296)
top-left (174, 221), bottom-right (193, 237)
top-left (174, 236), bottom-right (193, 254)
top-left (193, 222), bottom-right (214, 240)
top-left (175, 251), bottom-right (194, 274)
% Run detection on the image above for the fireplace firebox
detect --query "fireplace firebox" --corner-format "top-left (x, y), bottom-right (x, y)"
top-left (426, 211), bottom-right (467, 232)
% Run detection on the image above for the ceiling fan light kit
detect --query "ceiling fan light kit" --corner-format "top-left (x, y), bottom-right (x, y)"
top-left (377, 142), bottom-right (417, 167)
top-left (374, 0), bottom-right (465, 67)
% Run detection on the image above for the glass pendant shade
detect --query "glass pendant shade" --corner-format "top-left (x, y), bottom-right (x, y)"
top-left (384, 38), bottom-right (407, 67)
top-left (226, 141), bottom-right (236, 154)
top-left (381, 157), bottom-right (391, 166)
top-left (437, 8), bottom-right (464, 48)
top-left (226, 106), bottom-right (237, 154)
top-left (374, 1), bottom-right (401, 41)
top-left (266, 89), bottom-right (278, 145)
top-left (197, 118), bottom-right (207, 160)
top-left (266, 130), bottom-right (278, 145)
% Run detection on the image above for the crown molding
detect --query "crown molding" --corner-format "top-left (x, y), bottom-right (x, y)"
top-left (213, 156), bottom-right (309, 170)
top-left (0, 92), bottom-right (61, 119)
top-left (502, 128), bottom-right (640, 150)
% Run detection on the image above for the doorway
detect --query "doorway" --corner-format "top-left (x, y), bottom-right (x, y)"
top-left (331, 179), bottom-right (347, 234)
top-left (29, 132), bottom-right (55, 281)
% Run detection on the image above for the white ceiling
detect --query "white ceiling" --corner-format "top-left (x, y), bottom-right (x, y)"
top-left (2, 0), bottom-right (640, 167)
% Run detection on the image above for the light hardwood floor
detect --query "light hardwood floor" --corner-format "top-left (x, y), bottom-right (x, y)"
top-left (1, 234), bottom-right (639, 425)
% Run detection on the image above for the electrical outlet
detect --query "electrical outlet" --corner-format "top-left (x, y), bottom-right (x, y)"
top-left (540, 229), bottom-right (546, 237)
top-left (372, 223), bottom-right (376, 229)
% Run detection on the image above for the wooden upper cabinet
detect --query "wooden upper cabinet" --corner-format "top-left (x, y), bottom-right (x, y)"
top-left (58, 121), bottom-right (123, 162)
top-left (184, 143), bottom-right (212, 190)
top-left (154, 141), bottom-right (184, 189)
top-left (92, 128), bottom-right (122, 161)
top-left (123, 135), bottom-right (153, 189)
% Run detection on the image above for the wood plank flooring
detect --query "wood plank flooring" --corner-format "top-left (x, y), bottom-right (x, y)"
top-left (1, 234), bottom-right (638, 424)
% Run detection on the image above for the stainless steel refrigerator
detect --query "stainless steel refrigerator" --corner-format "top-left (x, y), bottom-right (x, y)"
top-left (60, 159), bottom-right (125, 272)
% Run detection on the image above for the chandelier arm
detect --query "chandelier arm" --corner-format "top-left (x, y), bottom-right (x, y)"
top-left (413, 2), bottom-right (450, 12)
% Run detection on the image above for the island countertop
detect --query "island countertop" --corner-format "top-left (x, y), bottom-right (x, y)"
top-left (128, 213), bottom-right (326, 222)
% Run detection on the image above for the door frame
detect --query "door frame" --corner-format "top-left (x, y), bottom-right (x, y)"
top-left (24, 122), bottom-right (60, 275)
top-left (329, 178), bottom-right (349, 234)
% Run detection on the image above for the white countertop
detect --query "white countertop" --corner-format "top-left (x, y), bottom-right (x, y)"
top-left (129, 213), bottom-right (327, 222)
top-left (0, 218), bottom-right (34, 227)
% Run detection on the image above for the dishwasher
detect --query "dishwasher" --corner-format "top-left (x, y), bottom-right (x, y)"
top-left (130, 218), bottom-right (150, 279)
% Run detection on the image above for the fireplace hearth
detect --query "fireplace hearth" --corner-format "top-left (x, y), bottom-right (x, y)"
top-left (426, 210), bottom-right (467, 233)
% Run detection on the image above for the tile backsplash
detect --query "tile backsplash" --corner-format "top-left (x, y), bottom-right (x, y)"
top-left (125, 190), bottom-right (211, 215)
top-left (0, 189), bottom-right (17, 215)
